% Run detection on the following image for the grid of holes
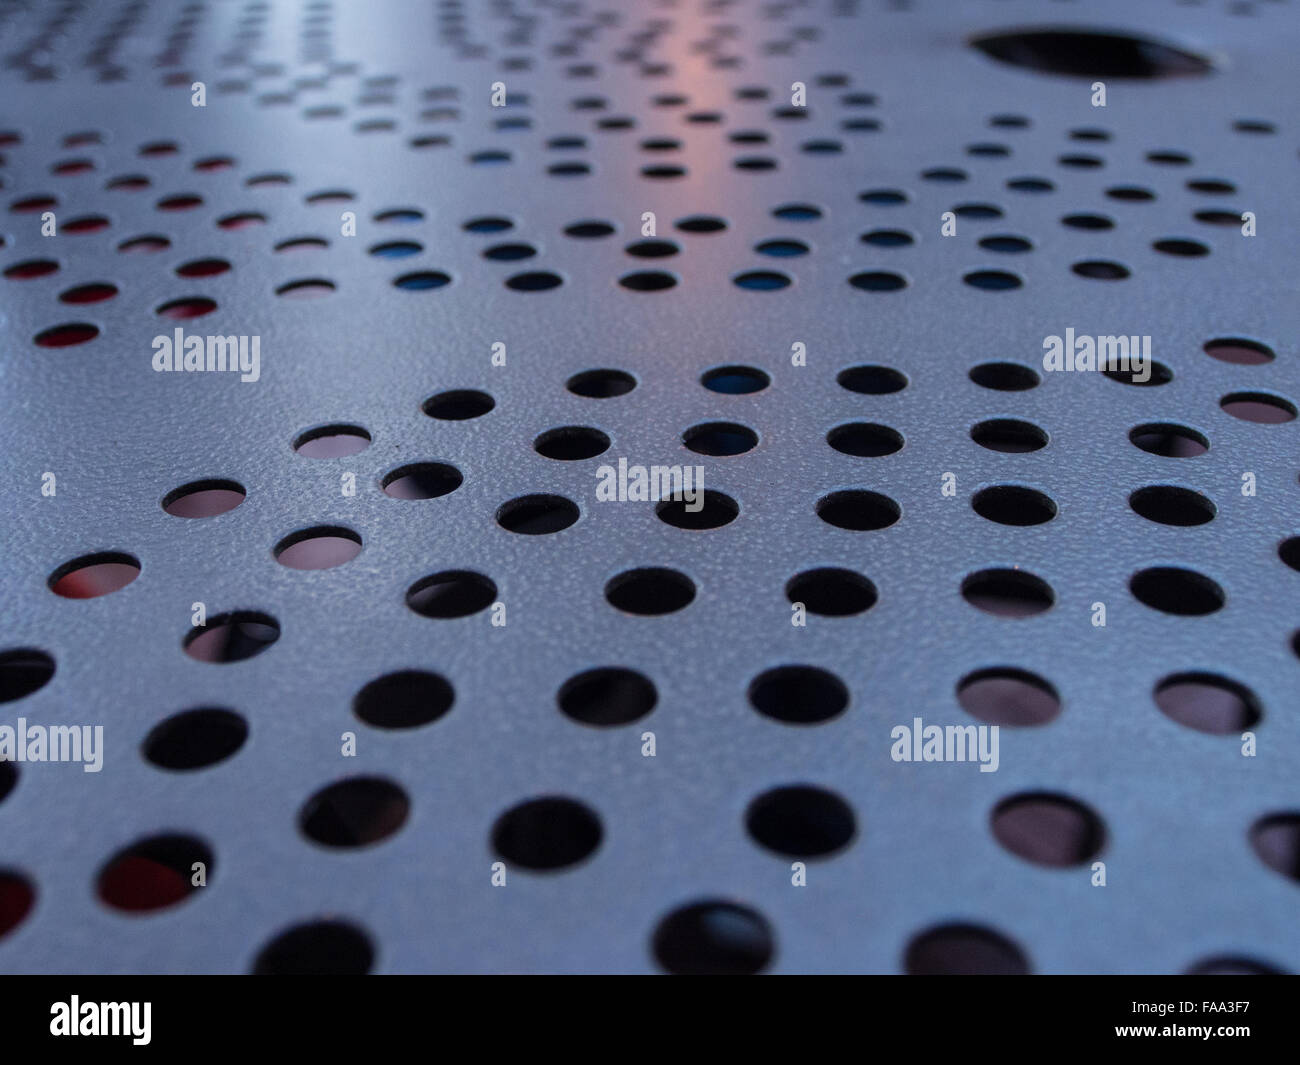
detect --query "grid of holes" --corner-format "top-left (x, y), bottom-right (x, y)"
top-left (2, 0), bottom-right (1299, 975)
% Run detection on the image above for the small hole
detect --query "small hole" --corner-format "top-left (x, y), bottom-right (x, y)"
top-left (49, 552), bottom-right (140, 599)
top-left (184, 611), bottom-right (280, 663)
top-left (353, 671), bottom-right (455, 730)
top-left (755, 238), bottom-right (809, 257)
top-left (861, 229), bottom-right (914, 248)
top-left (1129, 566), bottom-right (1224, 616)
top-left (624, 239), bottom-right (678, 259)
top-left (293, 424), bottom-right (370, 458)
top-left (464, 216), bottom-right (514, 234)
top-left (746, 785), bottom-right (856, 859)
top-left (394, 270), bottom-right (451, 291)
top-left (1250, 813), bottom-right (1300, 884)
top-left (0, 648), bottom-right (55, 704)
top-left (848, 270), bottom-right (906, 291)
top-left (118, 235), bottom-right (170, 254)
top-left (253, 920), bottom-right (374, 975)
top-left (701, 365), bottom-right (769, 394)
top-left (274, 526), bottom-right (362, 570)
top-left (406, 571), bottom-right (498, 619)
top-left (176, 258), bottom-right (230, 278)
top-left (1106, 185), bottom-right (1156, 202)
top-left (683, 421), bottom-right (758, 456)
top-left (34, 323), bottom-right (99, 347)
top-left (1186, 956), bottom-right (1283, 976)
top-left (971, 485), bottom-right (1057, 526)
top-left (59, 282), bottom-right (117, 303)
top-left (299, 776), bottom-right (410, 848)
top-left (957, 668), bottom-right (1060, 726)
top-left (991, 793), bottom-right (1106, 867)
top-left (827, 422), bottom-right (903, 457)
top-left (380, 462), bottom-right (463, 500)
top-left (748, 665), bottom-right (849, 725)
top-left (605, 567), bottom-right (696, 615)
top-left (0, 870), bottom-right (34, 939)
top-left (568, 369), bottom-right (635, 398)
top-left (904, 923), bottom-right (1030, 975)
top-left (162, 479), bottom-right (245, 518)
top-left (371, 241), bottom-right (422, 259)
top-left (98, 835), bottom-right (213, 912)
top-left (816, 490), bottom-right (900, 531)
top-left (492, 796), bottom-right (602, 871)
top-left (734, 270), bottom-right (791, 291)
top-left (1154, 673), bottom-right (1260, 735)
top-left (969, 29), bottom-right (1212, 79)
top-left (1129, 423), bottom-right (1208, 457)
top-left (506, 270), bottom-right (563, 292)
top-left (652, 900), bottom-right (774, 975)
top-left (535, 426), bottom-right (610, 460)
top-left (1061, 213), bottom-right (1114, 230)
top-left (969, 362), bottom-right (1039, 391)
top-left (675, 215), bottom-right (728, 234)
top-left (1102, 360), bottom-right (1172, 386)
top-left (1220, 391), bottom-right (1296, 424)
top-left (558, 668), bottom-right (656, 727)
top-left (838, 365), bottom-right (908, 394)
top-left (1153, 237), bottom-right (1209, 257)
top-left (1187, 178), bottom-right (1235, 195)
top-left (971, 418), bottom-right (1048, 453)
top-left (963, 270), bottom-right (1022, 291)
top-left (563, 220), bottom-right (615, 238)
top-left (496, 494), bottom-right (579, 535)
top-left (422, 389), bottom-right (494, 420)
top-left (656, 490), bottom-right (739, 530)
top-left (1129, 485), bottom-right (1215, 526)
top-left (143, 708), bottom-right (248, 770)
top-left (772, 203), bottom-right (821, 221)
top-left (979, 235), bottom-right (1033, 253)
top-left (961, 569), bottom-right (1055, 617)
top-left (785, 569), bottom-right (877, 617)
top-left (1204, 338), bottom-right (1274, 366)
top-left (4, 259), bottom-right (59, 280)
top-left (620, 270), bottom-right (676, 292)
top-left (1072, 260), bottom-right (1130, 280)
top-left (156, 297), bottom-right (216, 319)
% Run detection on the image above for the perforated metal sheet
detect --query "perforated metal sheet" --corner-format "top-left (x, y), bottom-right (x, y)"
top-left (1, 0), bottom-right (1298, 974)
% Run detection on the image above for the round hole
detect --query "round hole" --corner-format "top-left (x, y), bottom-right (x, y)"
top-left (734, 270), bottom-right (791, 291)
top-left (274, 526), bottom-right (362, 570)
top-left (848, 270), bottom-right (906, 291)
top-left (59, 282), bottom-right (118, 303)
top-left (394, 270), bottom-right (451, 291)
top-left (1249, 813), bottom-right (1300, 884)
top-left (969, 29), bottom-right (1212, 79)
top-left (567, 368), bottom-right (636, 398)
top-left (904, 923), bottom-right (1030, 975)
top-left (961, 569), bottom-right (1055, 617)
top-left (1072, 260), bottom-right (1130, 280)
top-left (991, 793), bottom-right (1105, 867)
top-left (1129, 485), bottom-right (1215, 526)
top-left (563, 220), bottom-right (615, 238)
top-left (496, 494), bottom-right (579, 535)
top-left (1185, 956), bottom-right (1283, 976)
top-left (0, 870), bottom-right (35, 939)
top-left (860, 229), bottom-right (914, 247)
top-left (534, 426), bottom-right (610, 460)
top-left (969, 362), bottom-right (1039, 391)
top-left (827, 422), bottom-right (903, 457)
top-left (49, 552), bottom-right (140, 599)
top-left (619, 270), bottom-right (676, 292)
top-left (676, 214), bottom-right (727, 234)
top-left (380, 462), bottom-right (463, 499)
top-left (506, 270), bottom-right (563, 292)
top-left (299, 776), bottom-right (410, 848)
top-left (1203, 338), bottom-right (1274, 366)
top-left (4, 259), bottom-right (59, 280)
top-left (837, 364), bottom-right (908, 394)
top-left (253, 920), bottom-right (374, 975)
top-left (353, 670), bottom-right (455, 730)
top-left (970, 418), bottom-right (1048, 453)
top-left (176, 258), bottom-right (230, 278)
top-left (34, 323), bottom-right (99, 347)
top-left (1220, 391), bottom-right (1296, 424)
top-left (1102, 360), bottom-right (1172, 386)
top-left (816, 489), bottom-right (900, 531)
top-left (1061, 212), bottom-right (1114, 231)
top-left (979, 235), bottom-right (1033, 253)
top-left (293, 424), bottom-right (370, 458)
top-left (143, 708), bottom-right (248, 770)
top-left (162, 479), bottom-right (245, 518)
top-left (971, 485), bottom-right (1057, 526)
top-left (421, 389), bottom-right (494, 420)
top-left (745, 784), bottom-right (855, 859)
top-left (963, 269), bottom-right (1022, 291)
top-left (957, 668), bottom-right (1061, 726)
top-left (701, 365), bottom-right (770, 394)
top-left (558, 667), bottom-right (657, 727)
top-left (652, 900), bottom-right (774, 975)
top-left (156, 297), bottom-right (216, 319)
top-left (97, 834), bottom-right (213, 912)
top-left (683, 421), bottom-right (758, 456)
top-left (755, 238), bottom-right (809, 257)
top-left (1154, 673), bottom-right (1260, 735)
top-left (656, 490), bottom-right (738, 530)
top-left (406, 571), bottom-right (497, 619)
top-left (1129, 422), bottom-right (1208, 457)
top-left (0, 648), bottom-right (55, 704)
top-left (605, 567), bottom-right (695, 615)
top-left (491, 796), bottom-right (602, 871)
top-left (785, 568), bottom-right (877, 617)
top-left (748, 665), bottom-right (848, 725)
top-left (624, 239), bottom-right (678, 259)
top-left (1129, 566), bottom-right (1224, 616)
top-left (1153, 237), bottom-right (1209, 257)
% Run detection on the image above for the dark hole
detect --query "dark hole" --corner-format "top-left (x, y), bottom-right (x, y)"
top-left (979, 235), bottom-right (1033, 253)
top-left (184, 611), bottom-right (280, 663)
top-left (176, 258), bottom-right (230, 278)
top-left (394, 270), bottom-right (451, 291)
top-left (1128, 423), bottom-right (1208, 457)
top-left (1072, 260), bottom-right (1130, 280)
top-left (4, 259), bottom-right (59, 279)
top-left (961, 569), bottom-right (1055, 617)
top-left (861, 229), bottom-right (914, 247)
top-left (0, 871), bottom-right (35, 939)
top-left (1129, 485), bottom-right (1215, 526)
top-left (1203, 338), bottom-right (1274, 365)
top-left (492, 796), bottom-right (602, 870)
top-left (656, 490), bottom-right (738, 530)
top-left (816, 490), bottom-right (900, 531)
top-left (253, 920), bottom-right (374, 975)
top-left (1186, 956), bottom-right (1283, 976)
top-left (1106, 185), bottom-right (1156, 202)
top-left (60, 282), bottom-right (118, 303)
top-left (534, 426), bottom-right (610, 460)
top-left (772, 203), bottom-right (821, 221)
top-left (156, 297), bottom-right (217, 319)
top-left (293, 424), bottom-right (371, 457)
top-left (421, 389), bottom-right (494, 420)
top-left (1061, 212), bottom-right (1114, 230)
top-left (605, 567), bottom-right (696, 615)
top-left (735, 270), bottom-right (791, 291)
top-left (849, 270), bottom-right (907, 292)
top-left (1129, 566), bottom-right (1224, 616)
top-left (827, 422), bottom-right (904, 457)
top-left (1154, 673), bottom-right (1260, 735)
top-left (625, 239), bottom-right (679, 259)
top-left (1250, 813), bottom-right (1300, 883)
top-left (683, 421), bottom-right (758, 456)
top-left (143, 708), bottom-right (248, 770)
top-left (558, 667), bottom-right (657, 727)
top-left (963, 270), bottom-right (1022, 291)
top-left (957, 668), bottom-right (1061, 726)
top-left (1153, 237), bottom-right (1209, 257)
top-left (496, 494), bottom-right (579, 535)
top-left (162, 479), bottom-right (246, 518)
top-left (353, 670), bottom-right (455, 729)
top-left (701, 365), bottom-right (770, 394)
top-left (972, 485), bottom-right (1057, 526)
top-left (564, 220), bottom-right (615, 238)
top-left (748, 665), bottom-right (849, 725)
top-left (991, 793), bottom-right (1105, 867)
top-left (969, 28), bottom-right (1212, 79)
top-left (952, 202), bottom-right (1003, 219)
top-left (0, 648), bottom-right (56, 703)
top-left (274, 526), bottom-right (363, 570)
top-left (381, 462), bottom-right (463, 500)
top-left (1220, 391), bottom-right (1296, 424)
top-left (745, 785), bottom-right (856, 859)
top-left (971, 418), bottom-right (1048, 453)
top-left (567, 368), bottom-right (636, 398)
top-left (837, 364), bottom-right (908, 394)
top-left (0, 762), bottom-right (14, 804)
top-left (98, 834), bottom-right (213, 912)
top-left (1102, 359), bottom-right (1172, 386)
top-left (620, 270), bottom-right (676, 292)
top-left (969, 362), bottom-right (1039, 391)
top-left (49, 552), bottom-right (140, 599)
top-left (406, 571), bottom-right (497, 618)
top-left (34, 323), bottom-right (99, 347)
top-left (299, 777), bottom-right (410, 848)
top-left (906, 923), bottom-right (1029, 975)
top-left (506, 270), bottom-right (563, 292)
top-left (785, 568), bottom-right (877, 617)
top-left (755, 239), bottom-right (809, 257)
top-left (652, 900), bottom-right (774, 975)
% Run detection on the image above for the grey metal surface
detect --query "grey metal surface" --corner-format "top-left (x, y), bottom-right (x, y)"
top-left (1, 0), bottom-right (1298, 974)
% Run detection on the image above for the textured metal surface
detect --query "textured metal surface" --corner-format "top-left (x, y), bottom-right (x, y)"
top-left (1, 0), bottom-right (1299, 974)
